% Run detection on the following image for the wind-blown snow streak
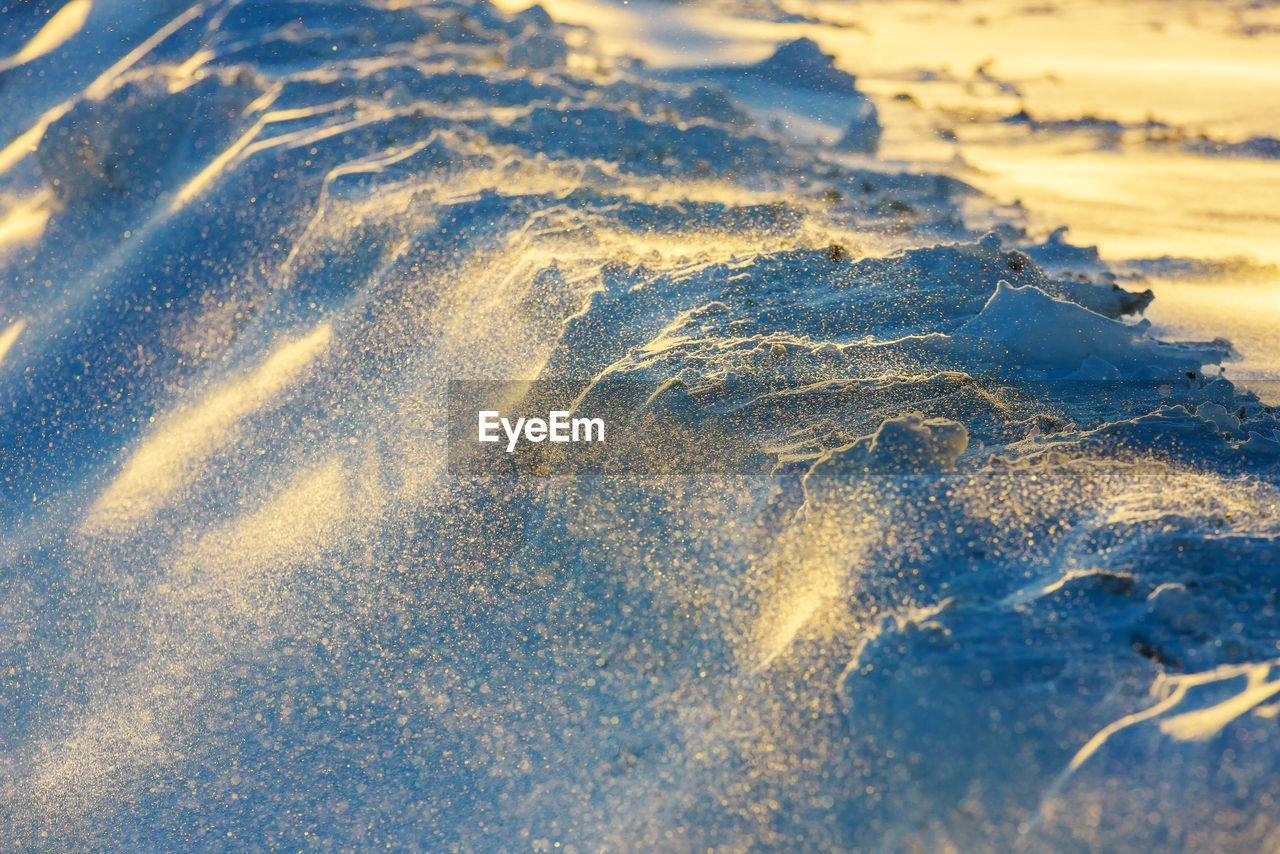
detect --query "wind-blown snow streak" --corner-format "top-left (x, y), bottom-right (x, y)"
top-left (83, 324), bottom-right (332, 534)
top-left (0, 319), bottom-right (23, 367)
top-left (20, 461), bottom-right (349, 831)
top-left (0, 1), bottom-right (92, 73)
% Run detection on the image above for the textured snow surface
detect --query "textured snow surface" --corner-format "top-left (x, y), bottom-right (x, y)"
top-left (1, 1), bottom-right (1279, 851)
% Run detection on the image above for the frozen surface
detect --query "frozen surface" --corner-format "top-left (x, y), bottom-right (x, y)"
top-left (1, 1), bottom-right (1279, 851)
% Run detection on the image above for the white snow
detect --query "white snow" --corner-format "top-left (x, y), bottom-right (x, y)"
top-left (0, 1), bottom-right (1278, 852)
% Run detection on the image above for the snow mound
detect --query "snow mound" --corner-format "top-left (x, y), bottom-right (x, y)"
top-left (959, 280), bottom-right (1228, 374)
top-left (744, 37), bottom-right (862, 95)
top-left (0, 1), bottom-right (1276, 852)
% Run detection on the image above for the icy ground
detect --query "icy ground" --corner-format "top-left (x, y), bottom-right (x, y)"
top-left (1, 1), bottom-right (1279, 851)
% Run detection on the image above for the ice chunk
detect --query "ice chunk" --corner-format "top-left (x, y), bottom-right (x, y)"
top-left (959, 281), bottom-right (1227, 373)
top-left (743, 37), bottom-right (862, 95)
top-left (836, 98), bottom-right (881, 153)
top-left (808, 413), bottom-right (968, 476)
top-left (1195, 402), bottom-right (1240, 433)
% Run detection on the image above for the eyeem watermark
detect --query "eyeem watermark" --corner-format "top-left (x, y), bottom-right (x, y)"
top-left (478, 410), bottom-right (605, 452)
top-left (448, 376), bottom-right (1274, 477)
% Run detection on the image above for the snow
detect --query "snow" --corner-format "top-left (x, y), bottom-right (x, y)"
top-left (956, 280), bottom-right (1225, 374)
top-left (0, 0), bottom-right (1278, 851)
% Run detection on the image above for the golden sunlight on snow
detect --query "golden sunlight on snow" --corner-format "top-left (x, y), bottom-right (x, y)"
top-left (500, 0), bottom-right (1280, 387)
top-left (24, 461), bottom-right (348, 823)
top-left (0, 0), bottom-right (92, 73)
top-left (84, 323), bottom-right (332, 534)
top-left (0, 318), bottom-right (24, 367)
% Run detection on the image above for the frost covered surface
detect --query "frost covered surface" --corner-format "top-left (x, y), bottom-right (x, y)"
top-left (0, 1), bottom-right (1279, 851)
